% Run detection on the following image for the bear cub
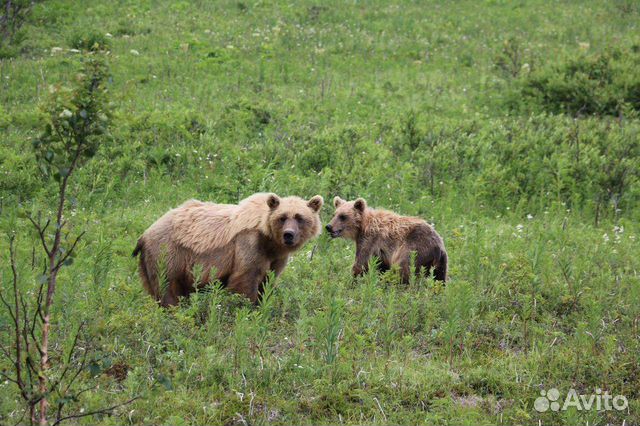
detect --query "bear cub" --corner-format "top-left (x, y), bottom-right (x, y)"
top-left (326, 197), bottom-right (447, 282)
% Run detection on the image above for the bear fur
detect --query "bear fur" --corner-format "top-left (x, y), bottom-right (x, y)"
top-left (326, 197), bottom-right (447, 282)
top-left (133, 193), bottom-right (324, 306)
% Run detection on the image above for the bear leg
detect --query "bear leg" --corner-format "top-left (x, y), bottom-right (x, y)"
top-left (433, 251), bottom-right (448, 282)
top-left (160, 289), bottom-right (179, 307)
top-left (226, 268), bottom-right (266, 303)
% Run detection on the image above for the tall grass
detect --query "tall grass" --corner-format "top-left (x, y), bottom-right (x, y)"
top-left (0, 0), bottom-right (639, 424)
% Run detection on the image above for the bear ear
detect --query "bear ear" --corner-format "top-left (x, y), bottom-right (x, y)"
top-left (267, 194), bottom-right (280, 210)
top-left (333, 196), bottom-right (345, 208)
top-left (307, 195), bottom-right (324, 213)
top-left (353, 198), bottom-right (367, 212)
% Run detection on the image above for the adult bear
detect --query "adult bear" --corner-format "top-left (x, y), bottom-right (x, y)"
top-left (133, 193), bottom-right (323, 306)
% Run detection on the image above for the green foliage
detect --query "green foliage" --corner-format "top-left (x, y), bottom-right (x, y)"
top-left (313, 283), bottom-right (344, 368)
top-left (493, 36), bottom-right (535, 79)
top-left (0, 0), bottom-right (37, 57)
top-left (32, 56), bottom-right (111, 182)
top-left (1, 1), bottom-right (640, 425)
top-left (68, 30), bottom-right (111, 52)
top-left (440, 280), bottom-right (476, 364)
top-left (514, 46), bottom-right (640, 116)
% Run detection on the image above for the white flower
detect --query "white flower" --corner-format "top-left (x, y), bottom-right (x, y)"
top-left (527, 214), bottom-right (534, 220)
top-left (68, 49), bottom-right (81, 53)
top-left (105, 33), bottom-right (113, 38)
top-left (60, 109), bottom-right (73, 118)
top-left (51, 47), bottom-right (63, 54)
top-left (516, 224), bottom-right (524, 232)
top-left (602, 233), bottom-right (609, 242)
top-left (130, 49), bottom-right (140, 56)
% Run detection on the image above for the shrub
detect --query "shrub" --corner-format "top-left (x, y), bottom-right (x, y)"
top-left (0, 1), bottom-right (35, 41)
top-left (68, 29), bottom-right (111, 51)
top-left (33, 56), bottom-right (112, 180)
top-left (493, 36), bottom-right (535, 78)
top-left (0, 0), bottom-right (39, 57)
top-left (516, 47), bottom-right (640, 116)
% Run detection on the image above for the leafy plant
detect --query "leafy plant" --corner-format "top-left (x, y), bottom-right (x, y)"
top-left (0, 0), bottom-right (39, 57)
top-left (0, 55), bottom-right (136, 425)
top-left (68, 30), bottom-right (110, 52)
top-left (516, 47), bottom-right (640, 116)
top-left (440, 280), bottom-right (476, 365)
top-left (314, 284), bottom-right (344, 371)
top-left (494, 36), bottom-right (534, 78)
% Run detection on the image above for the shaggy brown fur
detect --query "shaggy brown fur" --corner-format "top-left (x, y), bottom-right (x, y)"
top-left (326, 197), bottom-right (447, 282)
top-left (133, 193), bottom-right (323, 306)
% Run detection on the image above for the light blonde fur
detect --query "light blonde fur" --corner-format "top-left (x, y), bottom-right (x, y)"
top-left (360, 208), bottom-right (425, 238)
top-left (134, 192), bottom-right (324, 305)
top-left (172, 193), bottom-right (274, 254)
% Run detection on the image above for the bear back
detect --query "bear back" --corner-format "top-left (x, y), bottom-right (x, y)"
top-left (171, 194), bottom-right (273, 254)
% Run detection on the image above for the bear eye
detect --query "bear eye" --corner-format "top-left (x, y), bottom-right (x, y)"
top-left (294, 214), bottom-right (304, 223)
top-left (338, 214), bottom-right (347, 221)
top-left (279, 215), bottom-right (287, 223)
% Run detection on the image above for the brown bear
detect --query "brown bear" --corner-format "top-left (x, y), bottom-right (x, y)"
top-left (133, 193), bottom-right (324, 306)
top-left (326, 197), bottom-right (447, 282)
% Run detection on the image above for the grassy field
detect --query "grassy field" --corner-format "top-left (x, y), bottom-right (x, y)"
top-left (1, 1), bottom-right (639, 424)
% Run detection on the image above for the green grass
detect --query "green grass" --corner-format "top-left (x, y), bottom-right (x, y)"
top-left (1, 1), bottom-right (639, 424)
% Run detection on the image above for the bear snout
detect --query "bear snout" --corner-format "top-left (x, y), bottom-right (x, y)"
top-left (325, 224), bottom-right (341, 238)
top-left (283, 230), bottom-right (296, 245)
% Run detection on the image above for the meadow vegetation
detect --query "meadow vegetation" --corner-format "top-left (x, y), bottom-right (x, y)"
top-left (1, 1), bottom-right (639, 424)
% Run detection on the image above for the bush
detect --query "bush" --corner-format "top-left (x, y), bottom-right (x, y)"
top-left (68, 29), bottom-right (111, 51)
top-left (515, 47), bottom-right (640, 116)
top-left (0, 0), bottom-right (39, 57)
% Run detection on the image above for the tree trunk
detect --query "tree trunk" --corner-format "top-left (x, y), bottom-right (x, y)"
top-left (38, 171), bottom-right (71, 426)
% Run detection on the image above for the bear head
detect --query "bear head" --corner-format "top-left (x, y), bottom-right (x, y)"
top-left (325, 196), bottom-right (367, 240)
top-left (266, 194), bottom-right (324, 250)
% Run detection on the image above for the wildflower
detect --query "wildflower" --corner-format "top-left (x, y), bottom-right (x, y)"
top-left (603, 233), bottom-right (609, 242)
top-left (130, 49), bottom-right (140, 55)
top-left (527, 214), bottom-right (534, 220)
